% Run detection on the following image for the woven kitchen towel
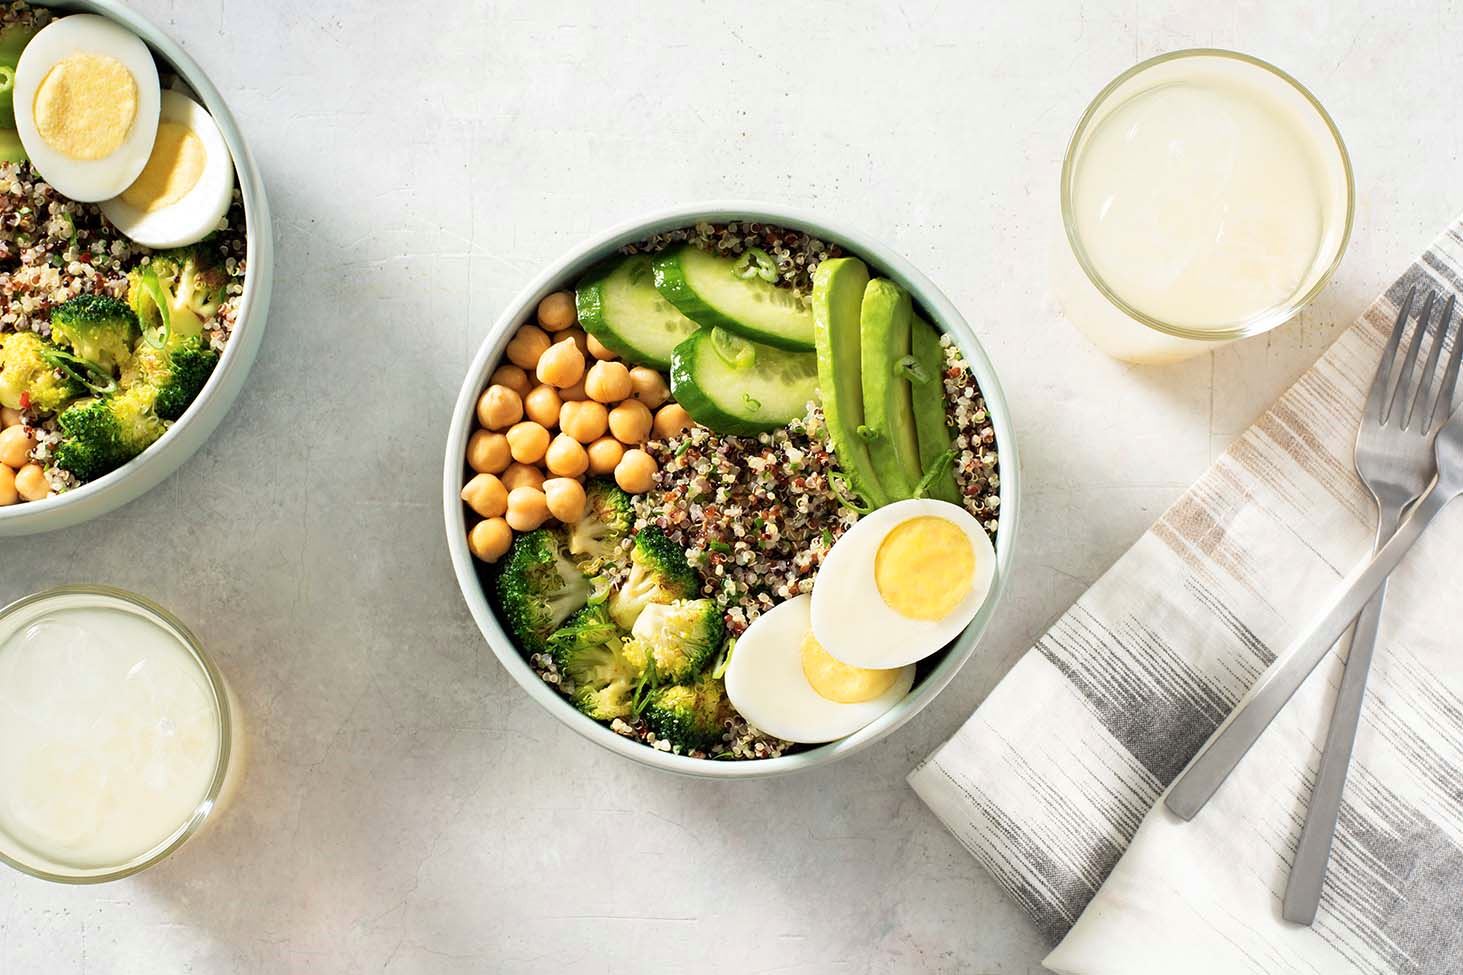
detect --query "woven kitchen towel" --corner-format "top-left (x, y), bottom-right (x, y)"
top-left (910, 220), bottom-right (1463, 975)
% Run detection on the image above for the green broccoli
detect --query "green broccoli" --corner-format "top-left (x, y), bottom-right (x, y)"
top-left (566, 478), bottom-right (634, 572)
top-left (607, 526), bottom-right (698, 629)
top-left (644, 673), bottom-right (733, 752)
top-left (621, 598), bottom-right (723, 685)
top-left (52, 385), bottom-right (167, 481)
top-left (495, 528), bottom-right (593, 654)
top-left (548, 603), bottom-right (639, 720)
top-left (0, 330), bottom-right (82, 413)
top-left (127, 244), bottom-right (228, 343)
top-left (123, 335), bottom-right (219, 421)
top-left (49, 294), bottom-right (140, 375)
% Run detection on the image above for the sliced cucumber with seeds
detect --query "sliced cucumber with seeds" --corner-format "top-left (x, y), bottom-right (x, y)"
top-left (575, 254), bottom-right (699, 370)
top-left (653, 245), bottom-right (815, 351)
top-left (669, 328), bottom-right (819, 436)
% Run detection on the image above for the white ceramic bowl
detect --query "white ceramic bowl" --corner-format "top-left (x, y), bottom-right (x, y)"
top-left (443, 203), bottom-right (1020, 778)
top-left (0, 0), bottom-right (272, 537)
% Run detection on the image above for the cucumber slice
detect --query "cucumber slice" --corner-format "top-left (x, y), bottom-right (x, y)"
top-left (575, 255), bottom-right (699, 370)
top-left (653, 245), bottom-right (815, 351)
top-left (911, 316), bottom-right (960, 504)
top-left (669, 328), bottom-right (819, 436)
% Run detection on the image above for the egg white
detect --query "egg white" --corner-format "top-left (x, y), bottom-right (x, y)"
top-left (723, 594), bottom-right (915, 744)
top-left (810, 498), bottom-right (996, 670)
top-left (100, 90), bottom-right (234, 248)
top-left (13, 14), bottom-right (161, 203)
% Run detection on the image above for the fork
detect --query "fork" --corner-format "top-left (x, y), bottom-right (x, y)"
top-left (1165, 289), bottom-right (1462, 828)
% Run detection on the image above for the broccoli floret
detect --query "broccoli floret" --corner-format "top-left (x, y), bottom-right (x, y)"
top-left (52, 386), bottom-right (166, 481)
top-left (621, 598), bottom-right (723, 685)
top-left (127, 244), bottom-right (228, 342)
top-left (495, 528), bottom-right (593, 654)
top-left (49, 294), bottom-right (139, 375)
top-left (567, 478), bottom-right (634, 573)
top-left (123, 335), bottom-right (218, 421)
top-left (548, 603), bottom-right (639, 720)
top-left (607, 527), bottom-right (698, 629)
top-left (0, 330), bottom-right (82, 413)
top-left (644, 673), bottom-right (733, 752)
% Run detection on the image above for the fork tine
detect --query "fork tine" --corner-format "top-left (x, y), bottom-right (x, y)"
top-left (1429, 294), bottom-right (1463, 431)
top-left (1409, 292), bottom-right (1454, 429)
top-left (1368, 287), bottom-right (1415, 423)
top-left (1389, 289), bottom-right (1434, 425)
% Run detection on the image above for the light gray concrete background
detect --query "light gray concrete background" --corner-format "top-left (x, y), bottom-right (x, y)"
top-left (2, 1), bottom-right (1461, 972)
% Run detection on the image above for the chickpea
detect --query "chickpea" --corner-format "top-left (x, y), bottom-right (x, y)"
top-left (584, 360), bottom-right (632, 404)
top-left (628, 366), bottom-right (671, 409)
top-left (544, 477), bottom-right (588, 523)
top-left (558, 379), bottom-right (588, 402)
top-left (468, 517), bottom-right (513, 564)
top-left (467, 430), bottom-right (511, 474)
top-left (537, 291), bottom-right (577, 332)
top-left (558, 400), bottom-right (608, 444)
top-left (523, 384), bottom-right (562, 428)
top-left (586, 436), bottom-right (624, 475)
top-left (505, 324), bottom-right (551, 370)
top-left (475, 384), bottom-right (523, 431)
top-left (460, 473), bottom-right (508, 518)
top-left (585, 332), bottom-right (616, 361)
top-left (535, 337), bottom-right (585, 389)
top-left (609, 399), bottom-right (653, 445)
top-left (0, 424), bottom-right (35, 468)
top-left (653, 403), bottom-right (694, 440)
top-left (0, 464), bottom-right (15, 506)
top-left (615, 448), bottom-right (657, 494)
top-left (544, 434), bottom-right (589, 477)
top-left (489, 363), bottom-right (531, 398)
top-left (505, 486), bottom-right (550, 532)
top-left (0, 406), bottom-right (22, 427)
top-left (562, 327), bottom-right (590, 358)
top-left (501, 462), bottom-right (545, 492)
top-left (13, 464), bottom-right (47, 502)
top-left (505, 421), bottom-right (550, 464)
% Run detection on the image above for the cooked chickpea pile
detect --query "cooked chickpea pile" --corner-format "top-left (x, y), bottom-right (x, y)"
top-left (461, 290), bottom-right (694, 563)
top-left (0, 408), bottom-right (49, 506)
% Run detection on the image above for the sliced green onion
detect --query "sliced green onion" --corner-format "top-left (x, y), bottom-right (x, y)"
top-left (912, 448), bottom-right (956, 499)
top-left (896, 355), bottom-right (930, 384)
top-left (40, 347), bottom-right (116, 395)
top-left (741, 392), bottom-right (761, 413)
top-left (711, 637), bottom-right (736, 680)
top-left (733, 247), bottom-right (778, 283)
top-left (827, 469), bottom-right (873, 515)
top-left (138, 266), bottom-right (172, 350)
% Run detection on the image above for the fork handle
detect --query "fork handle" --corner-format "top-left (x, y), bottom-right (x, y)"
top-left (1164, 483), bottom-right (1454, 821)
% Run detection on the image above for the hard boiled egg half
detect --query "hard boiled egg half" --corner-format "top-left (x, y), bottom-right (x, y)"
top-left (724, 594), bottom-right (915, 744)
top-left (12, 15), bottom-right (160, 202)
top-left (100, 89), bottom-right (235, 248)
top-left (811, 498), bottom-right (996, 669)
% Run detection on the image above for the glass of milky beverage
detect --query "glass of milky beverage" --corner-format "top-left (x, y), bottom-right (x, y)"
top-left (1053, 49), bottom-right (1353, 364)
top-left (0, 587), bottom-right (240, 883)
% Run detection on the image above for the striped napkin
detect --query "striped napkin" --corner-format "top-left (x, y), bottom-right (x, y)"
top-left (910, 220), bottom-right (1463, 975)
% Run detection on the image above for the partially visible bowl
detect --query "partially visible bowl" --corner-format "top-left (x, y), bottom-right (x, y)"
top-left (443, 201), bottom-right (1020, 778)
top-left (0, 0), bottom-right (272, 537)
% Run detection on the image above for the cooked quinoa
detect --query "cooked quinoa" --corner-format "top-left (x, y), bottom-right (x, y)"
top-left (622, 221), bottom-right (843, 295)
top-left (0, 157), bottom-right (249, 494)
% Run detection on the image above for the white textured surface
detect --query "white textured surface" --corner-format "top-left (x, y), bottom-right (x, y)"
top-left (1, 2), bottom-right (1460, 972)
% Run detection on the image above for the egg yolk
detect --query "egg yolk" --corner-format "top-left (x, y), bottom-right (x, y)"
top-left (800, 630), bottom-right (900, 704)
top-left (121, 122), bottom-right (205, 212)
top-left (873, 516), bottom-right (974, 621)
top-left (33, 54), bottom-right (138, 160)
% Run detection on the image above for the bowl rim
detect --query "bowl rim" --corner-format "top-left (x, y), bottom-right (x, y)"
top-left (0, 0), bottom-right (272, 531)
top-left (442, 201), bottom-right (1020, 779)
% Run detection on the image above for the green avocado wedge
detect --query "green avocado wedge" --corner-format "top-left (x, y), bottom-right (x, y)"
top-left (911, 315), bottom-right (961, 503)
top-left (812, 258), bottom-right (889, 510)
top-left (860, 279), bottom-right (922, 501)
top-left (653, 245), bottom-right (815, 351)
top-left (576, 254), bottom-right (700, 370)
top-left (669, 328), bottom-right (819, 436)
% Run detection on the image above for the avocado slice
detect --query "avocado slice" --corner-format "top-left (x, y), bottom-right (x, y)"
top-left (860, 280), bottom-right (922, 501)
top-left (812, 258), bottom-right (888, 509)
top-left (911, 315), bottom-right (961, 504)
